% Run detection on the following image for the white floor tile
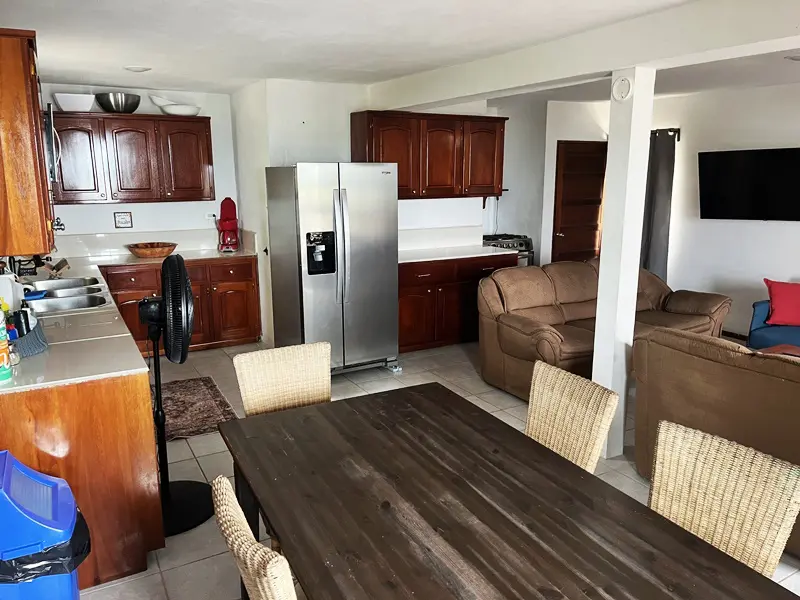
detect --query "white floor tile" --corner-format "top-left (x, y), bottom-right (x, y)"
top-left (169, 458), bottom-right (205, 482)
top-left (82, 553), bottom-right (159, 595)
top-left (477, 389), bottom-right (526, 410)
top-left (493, 410), bottom-right (526, 432)
top-left (599, 470), bottom-right (650, 505)
top-left (451, 376), bottom-right (495, 395)
top-left (156, 515), bottom-right (228, 572)
top-left (463, 395), bottom-right (503, 413)
top-left (358, 378), bottom-right (407, 394)
top-left (433, 378), bottom-right (472, 397)
top-left (394, 356), bottom-right (432, 374)
top-left (81, 573), bottom-right (167, 599)
top-left (782, 570), bottom-right (800, 594)
top-left (167, 439), bottom-right (194, 463)
top-left (431, 364), bottom-right (479, 383)
top-left (607, 455), bottom-right (648, 485)
top-left (344, 368), bottom-right (395, 384)
top-left (331, 379), bottom-right (367, 400)
top-left (188, 432), bottom-right (228, 457)
top-left (594, 457), bottom-right (616, 476)
top-left (162, 552), bottom-right (241, 600)
top-left (392, 371), bottom-right (441, 387)
top-left (503, 405), bottom-right (529, 422)
top-left (774, 554), bottom-right (800, 583)
top-left (197, 450), bottom-right (234, 481)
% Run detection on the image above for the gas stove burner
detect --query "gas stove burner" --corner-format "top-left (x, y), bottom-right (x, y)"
top-left (482, 234), bottom-right (533, 251)
top-left (483, 233), bottom-right (528, 241)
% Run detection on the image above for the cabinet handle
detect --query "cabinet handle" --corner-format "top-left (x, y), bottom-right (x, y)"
top-left (416, 273), bottom-right (431, 278)
top-left (100, 193), bottom-right (106, 198)
top-left (152, 292), bottom-right (157, 297)
top-left (113, 193), bottom-right (118, 198)
top-left (130, 277), bottom-right (136, 282)
top-left (422, 190), bottom-right (426, 195)
top-left (428, 289), bottom-right (432, 293)
top-left (465, 187), bottom-right (469, 193)
top-left (555, 232), bottom-right (565, 238)
top-left (213, 287), bottom-right (217, 291)
top-left (229, 269), bottom-right (234, 274)
top-left (412, 190), bottom-right (417, 195)
top-left (166, 192), bottom-right (172, 197)
top-left (438, 288), bottom-right (442, 292)
top-left (481, 267), bottom-right (494, 271)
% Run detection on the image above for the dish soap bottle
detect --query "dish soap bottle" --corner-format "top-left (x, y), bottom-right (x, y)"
top-left (0, 297), bottom-right (12, 384)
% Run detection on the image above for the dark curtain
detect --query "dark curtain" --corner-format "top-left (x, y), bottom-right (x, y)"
top-left (640, 129), bottom-right (678, 280)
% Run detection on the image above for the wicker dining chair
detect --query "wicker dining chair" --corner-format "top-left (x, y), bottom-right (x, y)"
top-left (233, 342), bottom-right (332, 417)
top-left (649, 421), bottom-right (800, 577)
top-left (525, 361), bottom-right (618, 473)
top-left (211, 476), bottom-right (298, 600)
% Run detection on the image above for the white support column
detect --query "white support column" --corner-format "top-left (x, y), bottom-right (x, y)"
top-left (592, 67), bottom-right (656, 458)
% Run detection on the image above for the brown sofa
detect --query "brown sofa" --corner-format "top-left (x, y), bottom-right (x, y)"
top-left (477, 259), bottom-right (731, 399)
top-left (633, 327), bottom-right (800, 556)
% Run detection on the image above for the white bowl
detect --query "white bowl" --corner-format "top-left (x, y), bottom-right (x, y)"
top-left (149, 95), bottom-right (175, 108)
top-left (53, 93), bottom-right (96, 112)
top-left (161, 104), bottom-right (201, 116)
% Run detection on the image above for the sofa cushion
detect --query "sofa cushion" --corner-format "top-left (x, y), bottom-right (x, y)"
top-left (567, 317), bottom-right (656, 339)
top-left (543, 261), bottom-right (598, 304)
top-left (634, 310), bottom-right (711, 332)
top-left (493, 266), bottom-right (558, 312)
top-left (552, 325), bottom-right (596, 358)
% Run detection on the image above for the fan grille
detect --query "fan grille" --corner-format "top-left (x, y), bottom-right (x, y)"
top-left (162, 255), bottom-right (194, 364)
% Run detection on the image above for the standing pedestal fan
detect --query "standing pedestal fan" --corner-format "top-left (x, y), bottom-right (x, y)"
top-left (139, 254), bottom-right (214, 536)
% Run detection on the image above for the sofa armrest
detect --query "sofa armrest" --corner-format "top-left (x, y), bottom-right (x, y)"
top-left (497, 313), bottom-right (564, 365)
top-left (664, 290), bottom-right (732, 316)
top-left (749, 300), bottom-right (771, 333)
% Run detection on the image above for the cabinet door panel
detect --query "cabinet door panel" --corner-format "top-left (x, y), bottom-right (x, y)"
top-left (54, 116), bottom-right (109, 203)
top-left (113, 289), bottom-right (158, 350)
top-left (104, 118), bottom-right (161, 202)
top-left (398, 285), bottom-right (436, 350)
top-left (435, 283), bottom-right (470, 344)
top-left (190, 282), bottom-right (214, 346)
top-left (158, 119), bottom-right (214, 201)
top-left (463, 120), bottom-right (504, 196)
top-left (211, 281), bottom-right (258, 342)
top-left (371, 116), bottom-right (419, 198)
top-left (420, 118), bottom-right (462, 197)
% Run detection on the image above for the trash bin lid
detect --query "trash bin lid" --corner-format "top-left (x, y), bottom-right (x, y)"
top-left (0, 451), bottom-right (77, 561)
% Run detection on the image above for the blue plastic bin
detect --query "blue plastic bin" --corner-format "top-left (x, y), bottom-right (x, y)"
top-left (0, 451), bottom-right (89, 600)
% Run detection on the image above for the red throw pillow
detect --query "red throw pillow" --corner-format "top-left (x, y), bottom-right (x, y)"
top-left (765, 278), bottom-right (800, 326)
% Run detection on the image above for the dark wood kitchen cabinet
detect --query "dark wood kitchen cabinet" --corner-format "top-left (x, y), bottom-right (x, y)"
top-left (52, 113), bottom-right (214, 204)
top-left (157, 119), bottom-right (214, 201)
top-left (0, 28), bottom-right (53, 256)
top-left (53, 115), bottom-right (109, 203)
top-left (100, 255), bottom-right (260, 353)
top-left (398, 253), bottom-right (518, 352)
top-left (420, 118), bottom-right (463, 197)
top-left (351, 110), bottom-right (507, 200)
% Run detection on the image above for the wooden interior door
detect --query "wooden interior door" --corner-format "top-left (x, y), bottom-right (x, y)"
top-left (104, 118), bottom-right (161, 202)
top-left (419, 118), bottom-right (462, 197)
top-left (53, 116), bottom-right (109, 203)
top-left (211, 281), bottom-right (258, 342)
top-left (552, 140), bottom-right (608, 262)
top-left (157, 119), bottom-right (214, 201)
top-left (463, 120), bottom-right (504, 196)
top-left (371, 116), bottom-right (419, 198)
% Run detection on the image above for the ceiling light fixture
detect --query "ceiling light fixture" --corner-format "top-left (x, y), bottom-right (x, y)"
top-left (784, 55), bottom-right (800, 62)
top-left (124, 65), bottom-right (152, 73)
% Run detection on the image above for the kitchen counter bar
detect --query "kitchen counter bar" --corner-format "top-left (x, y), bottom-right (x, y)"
top-left (398, 245), bottom-right (518, 264)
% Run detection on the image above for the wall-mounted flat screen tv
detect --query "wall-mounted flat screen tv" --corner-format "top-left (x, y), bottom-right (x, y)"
top-left (698, 147), bottom-right (800, 221)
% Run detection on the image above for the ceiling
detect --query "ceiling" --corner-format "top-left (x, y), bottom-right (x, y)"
top-left (528, 49), bottom-right (800, 102)
top-left (6, 0), bottom-right (692, 93)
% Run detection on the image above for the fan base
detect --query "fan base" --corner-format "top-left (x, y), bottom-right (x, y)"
top-left (163, 480), bottom-right (215, 537)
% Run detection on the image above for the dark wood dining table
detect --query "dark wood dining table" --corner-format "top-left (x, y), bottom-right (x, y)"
top-left (219, 382), bottom-right (794, 600)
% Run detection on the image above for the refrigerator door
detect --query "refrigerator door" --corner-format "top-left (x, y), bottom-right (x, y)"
top-left (339, 163), bottom-right (399, 366)
top-left (295, 163), bottom-right (345, 368)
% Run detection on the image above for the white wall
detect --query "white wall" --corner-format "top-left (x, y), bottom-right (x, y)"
top-left (539, 101), bottom-right (610, 264)
top-left (488, 95), bottom-right (548, 260)
top-left (41, 83), bottom-right (238, 235)
top-left (539, 82), bottom-right (800, 334)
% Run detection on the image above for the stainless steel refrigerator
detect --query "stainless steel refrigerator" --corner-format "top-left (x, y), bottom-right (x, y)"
top-left (265, 163), bottom-right (399, 371)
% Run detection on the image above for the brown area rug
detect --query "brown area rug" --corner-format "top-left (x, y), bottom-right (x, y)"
top-left (155, 377), bottom-right (237, 440)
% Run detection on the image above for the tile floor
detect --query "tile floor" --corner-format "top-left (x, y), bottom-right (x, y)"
top-left (80, 342), bottom-right (800, 598)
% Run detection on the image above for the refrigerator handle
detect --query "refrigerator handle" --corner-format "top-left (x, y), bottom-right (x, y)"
top-left (333, 189), bottom-right (345, 305)
top-left (341, 188), bottom-right (352, 303)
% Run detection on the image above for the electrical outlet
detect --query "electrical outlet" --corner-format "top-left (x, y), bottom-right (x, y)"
top-left (206, 213), bottom-right (217, 220)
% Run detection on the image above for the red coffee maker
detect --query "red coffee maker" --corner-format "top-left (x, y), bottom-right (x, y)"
top-left (217, 197), bottom-right (239, 252)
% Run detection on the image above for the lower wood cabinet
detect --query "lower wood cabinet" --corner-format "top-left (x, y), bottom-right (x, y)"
top-left (398, 254), bottom-right (518, 353)
top-left (101, 255), bottom-right (260, 353)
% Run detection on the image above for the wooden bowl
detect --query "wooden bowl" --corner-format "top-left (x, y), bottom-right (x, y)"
top-left (127, 242), bottom-right (177, 259)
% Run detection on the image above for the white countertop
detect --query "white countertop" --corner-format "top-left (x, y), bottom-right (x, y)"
top-left (0, 263), bottom-right (148, 395)
top-left (398, 245), bottom-right (518, 264)
top-left (64, 248), bottom-right (257, 268)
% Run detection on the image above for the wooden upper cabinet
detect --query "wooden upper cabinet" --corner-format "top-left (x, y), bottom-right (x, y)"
top-left (0, 29), bottom-right (52, 256)
top-left (157, 118), bottom-right (214, 201)
top-left (351, 110), bottom-right (506, 200)
top-left (53, 115), bottom-right (109, 203)
top-left (104, 118), bottom-right (162, 202)
top-left (420, 118), bottom-right (462, 198)
top-left (463, 120), bottom-right (505, 196)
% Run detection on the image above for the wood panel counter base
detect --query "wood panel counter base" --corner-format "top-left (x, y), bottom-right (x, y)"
top-left (0, 372), bottom-right (162, 589)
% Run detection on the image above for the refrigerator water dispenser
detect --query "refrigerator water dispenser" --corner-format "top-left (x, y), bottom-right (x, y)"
top-left (306, 232), bottom-right (336, 275)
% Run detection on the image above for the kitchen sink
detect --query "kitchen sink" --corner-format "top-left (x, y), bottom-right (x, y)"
top-left (46, 286), bottom-right (103, 298)
top-left (31, 277), bottom-right (100, 291)
top-left (27, 295), bottom-right (109, 314)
